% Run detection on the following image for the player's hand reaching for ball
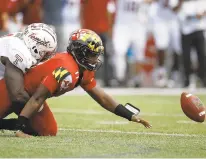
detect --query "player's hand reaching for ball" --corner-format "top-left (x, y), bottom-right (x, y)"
top-left (131, 114), bottom-right (152, 128)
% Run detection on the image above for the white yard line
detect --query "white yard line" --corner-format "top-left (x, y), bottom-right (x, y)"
top-left (177, 120), bottom-right (206, 125)
top-left (59, 128), bottom-right (205, 137)
top-left (97, 120), bottom-right (206, 125)
top-left (52, 108), bottom-right (184, 117)
top-left (63, 88), bottom-right (206, 96)
top-left (97, 121), bottom-right (129, 125)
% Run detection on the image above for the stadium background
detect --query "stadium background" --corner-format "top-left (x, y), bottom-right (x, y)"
top-left (1, 0), bottom-right (206, 89)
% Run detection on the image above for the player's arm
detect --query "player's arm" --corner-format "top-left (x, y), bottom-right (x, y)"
top-left (86, 86), bottom-right (152, 128)
top-left (16, 66), bottom-right (69, 136)
top-left (15, 84), bottom-right (51, 136)
top-left (0, 56), bottom-right (30, 110)
top-left (19, 84), bottom-right (51, 118)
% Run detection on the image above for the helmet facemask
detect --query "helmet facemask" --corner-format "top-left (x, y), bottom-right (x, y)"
top-left (68, 41), bottom-right (103, 71)
top-left (41, 51), bottom-right (56, 62)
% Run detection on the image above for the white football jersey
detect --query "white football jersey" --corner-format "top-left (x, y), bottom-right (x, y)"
top-left (115, 0), bottom-right (150, 25)
top-left (0, 33), bottom-right (37, 79)
top-left (149, 0), bottom-right (176, 22)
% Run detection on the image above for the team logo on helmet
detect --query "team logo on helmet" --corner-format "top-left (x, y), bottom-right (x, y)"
top-left (73, 29), bottom-right (104, 54)
top-left (23, 23), bottom-right (57, 62)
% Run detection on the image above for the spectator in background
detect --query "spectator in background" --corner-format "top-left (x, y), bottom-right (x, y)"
top-left (113, 0), bottom-right (153, 87)
top-left (61, 0), bottom-right (81, 51)
top-left (150, 0), bottom-right (182, 88)
top-left (5, 0), bottom-right (42, 32)
top-left (42, 0), bottom-right (66, 51)
top-left (0, 0), bottom-right (9, 36)
top-left (80, 0), bottom-right (116, 87)
top-left (179, 0), bottom-right (206, 87)
top-left (21, 0), bottom-right (42, 26)
top-left (178, 0), bottom-right (206, 88)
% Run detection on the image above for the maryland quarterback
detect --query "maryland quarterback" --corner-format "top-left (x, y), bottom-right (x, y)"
top-left (0, 29), bottom-right (151, 137)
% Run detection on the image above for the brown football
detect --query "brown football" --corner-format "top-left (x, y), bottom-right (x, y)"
top-left (180, 92), bottom-right (206, 122)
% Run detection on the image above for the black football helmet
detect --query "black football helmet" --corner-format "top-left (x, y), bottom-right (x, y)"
top-left (67, 29), bottom-right (104, 71)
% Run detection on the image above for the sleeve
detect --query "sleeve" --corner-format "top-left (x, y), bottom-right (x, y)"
top-left (41, 67), bottom-right (72, 94)
top-left (7, 49), bottom-right (28, 73)
top-left (81, 72), bottom-right (97, 91)
top-left (8, 37), bottom-right (36, 73)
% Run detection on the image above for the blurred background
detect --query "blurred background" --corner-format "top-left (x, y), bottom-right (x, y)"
top-left (1, 0), bottom-right (206, 89)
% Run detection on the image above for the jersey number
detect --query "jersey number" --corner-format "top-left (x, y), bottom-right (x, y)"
top-left (124, 1), bottom-right (139, 12)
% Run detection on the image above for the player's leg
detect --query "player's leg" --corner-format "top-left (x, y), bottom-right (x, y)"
top-left (0, 102), bottom-right (57, 136)
top-left (152, 21), bottom-right (169, 87)
top-left (112, 25), bottom-right (130, 85)
top-left (0, 80), bottom-right (21, 131)
top-left (168, 19), bottom-right (182, 87)
top-left (29, 102), bottom-right (57, 136)
top-left (193, 31), bottom-right (206, 87)
top-left (130, 24), bottom-right (147, 87)
top-left (181, 33), bottom-right (192, 87)
top-left (98, 33), bottom-right (115, 87)
top-left (0, 80), bottom-right (12, 118)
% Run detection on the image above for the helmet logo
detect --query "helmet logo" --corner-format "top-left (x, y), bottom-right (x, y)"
top-left (71, 33), bottom-right (78, 40)
top-left (80, 32), bottom-right (103, 53)
top-left (28, 33), bottom-right (51, 48)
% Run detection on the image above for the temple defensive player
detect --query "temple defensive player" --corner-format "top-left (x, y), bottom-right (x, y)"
top-left (0, 23), bottom-right (57, 115)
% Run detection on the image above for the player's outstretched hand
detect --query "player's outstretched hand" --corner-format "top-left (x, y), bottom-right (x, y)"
top-left (15, 131), bottom-right (32, 138)
top-left (131, 115), bottom-right (152, 128)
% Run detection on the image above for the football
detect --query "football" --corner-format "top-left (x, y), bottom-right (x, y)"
top-left (180, 92), bottom-right (206, 123)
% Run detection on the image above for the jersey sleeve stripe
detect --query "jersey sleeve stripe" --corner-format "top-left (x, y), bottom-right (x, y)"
top-left (52, 67), bottom-right (71, 83)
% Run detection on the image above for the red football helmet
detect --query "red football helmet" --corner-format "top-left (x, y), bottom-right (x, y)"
top-left (67, 29), bottom-right (104, 71)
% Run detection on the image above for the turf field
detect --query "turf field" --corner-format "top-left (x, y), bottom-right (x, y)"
top-left (0, 88), bottom-right (206, 158)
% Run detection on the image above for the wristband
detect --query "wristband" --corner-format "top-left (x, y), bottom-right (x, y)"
top-left (114, 104), bottom-right (134, 121)
top-left (114, 103), bottom-right (140, 121)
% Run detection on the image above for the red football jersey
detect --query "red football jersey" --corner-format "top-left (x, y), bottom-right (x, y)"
top-left (24, 52), bottom-right (97, 96)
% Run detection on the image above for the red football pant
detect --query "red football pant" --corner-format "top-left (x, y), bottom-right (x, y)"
top-left (0, 80), bottom-right (58, 136)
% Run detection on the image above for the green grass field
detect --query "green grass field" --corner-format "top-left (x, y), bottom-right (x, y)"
top-left (0, 93), bottom-right (206, 158)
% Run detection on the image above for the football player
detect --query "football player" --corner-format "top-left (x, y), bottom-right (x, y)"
top-left (0, 29), bottom-right (151, 137)
top-left (149, 0), bottom-right (182, 87)
top-left (0, 23), bottom-right (57, 116)
top-left (113, 0), bottom-right (153, 86)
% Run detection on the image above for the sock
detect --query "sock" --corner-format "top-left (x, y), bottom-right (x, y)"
top-left (0, 118), bottom-right (39, 136)
top-left (0, 118), bottom-right (17, 130)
